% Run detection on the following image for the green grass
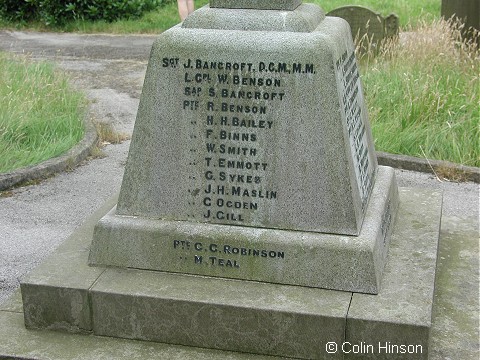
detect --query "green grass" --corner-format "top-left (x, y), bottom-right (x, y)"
top-left (0, 0), bottom-right (439, 33)
top-left (0, 53), bottom-right (86, 173)
top-left (361, 19), bottom-right (479, 167)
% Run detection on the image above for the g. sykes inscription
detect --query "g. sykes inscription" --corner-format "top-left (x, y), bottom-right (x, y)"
top-left (173, 239), bottom-right (286, 269)
top-left (161, 56), bottom-right (316, 226)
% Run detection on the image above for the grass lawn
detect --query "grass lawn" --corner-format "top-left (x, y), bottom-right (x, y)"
top-left (0, 53), bottom-right (86, 173)
top-left (362, 20), bottom-right (479, 168)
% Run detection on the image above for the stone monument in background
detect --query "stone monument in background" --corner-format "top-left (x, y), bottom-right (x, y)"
top-left (442, 0), bottom-right (480, 42)
top-left (19, 1), bottom-right (443, 359)
top-left (326, 6), bottom-right (399, 52)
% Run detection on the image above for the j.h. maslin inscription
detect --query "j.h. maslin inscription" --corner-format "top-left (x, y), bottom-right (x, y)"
top-left (160, 56), bottom-right (316, 227)
top-left (173, 240), bottom-right (286, 269)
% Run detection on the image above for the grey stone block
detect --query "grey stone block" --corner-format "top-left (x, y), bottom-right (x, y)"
top-left (90, 166), bottom-right (398, 294)
top-left (103, 15), bottom-right (377, 240)
top-left (0, 311), bottom-right (285, 359)
top-left (183, 4), bottom-right (325, 32)
top-left (19, 197), bottom-right (116, 332)
top-left (17, 187), bottom-right (442, 359)
top-left (345, 188), bottom-right (443, 359)
top-left (20, 249), bottom-right (102, 333)
top-left (91, 269), bottom-right (349, 359)
top-left (210, 0), bottom-right (302, 11)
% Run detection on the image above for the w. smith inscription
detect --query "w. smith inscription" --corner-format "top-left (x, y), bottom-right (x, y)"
top-left (173, 239), bottom-right (286, 269)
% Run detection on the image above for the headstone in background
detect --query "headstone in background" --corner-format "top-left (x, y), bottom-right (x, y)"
top-left (327, 6), bottom-right (399, 53)
top-left (442, 0), bottom-right (480, 42)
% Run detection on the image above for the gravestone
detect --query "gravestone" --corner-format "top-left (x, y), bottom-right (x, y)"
top-left (442, 0), bottom-right (480, 42)
top-left (18, 1), bottom-right (443, 359)
top-left (327, 6), bottom-right (399, 52)
top-left (88, 0), bottom-right (399, 294)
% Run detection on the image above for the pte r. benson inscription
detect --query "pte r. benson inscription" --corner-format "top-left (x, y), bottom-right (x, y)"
top-left (163, 56), bottom-right (316, 226)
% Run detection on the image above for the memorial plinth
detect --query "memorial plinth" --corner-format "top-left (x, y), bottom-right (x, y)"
top-left (88, 0), bottom-right (397, 294)
top-left (17, 1), bottom-right (442, 359)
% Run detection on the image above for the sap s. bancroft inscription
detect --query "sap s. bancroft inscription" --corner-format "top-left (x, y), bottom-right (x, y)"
top-left (88, 0), bottom-right (399, 294)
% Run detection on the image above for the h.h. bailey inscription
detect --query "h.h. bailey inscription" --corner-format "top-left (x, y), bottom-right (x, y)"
top-left (88, 0), bottom-right (399, 294)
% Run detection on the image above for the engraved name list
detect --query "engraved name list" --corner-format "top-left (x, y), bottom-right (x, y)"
top-left (162, 57), bottom-right (316, 226)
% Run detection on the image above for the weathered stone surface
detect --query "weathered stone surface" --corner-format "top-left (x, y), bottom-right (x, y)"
top-left (19, 196), bottom-right (113, 332)
top-left (20, 242), bottom-right (102, 333)
top-left (183, 4), bottom-right (325, 32)
top-left (107, 14), bottom-right (377, 237)
top-left (210, 0), bottom-right (302, 11)
top-left (0, 312), bottom-right (284, 360)
top-left (91, 269), bottom-right (349, 359)
top-left (345, 188), bottom-right (443, 359)
top-left (429, 216), bottom-right (480, 360)
top-left (90, 166), bottom-right (398, 294)
top-left (442, 0), bottom-right (479, 41)
top-left (17, 187), bottom-right (442, 359)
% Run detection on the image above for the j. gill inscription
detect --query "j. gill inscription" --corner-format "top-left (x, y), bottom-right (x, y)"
top-left (164, 57), bottom-right (316, 226)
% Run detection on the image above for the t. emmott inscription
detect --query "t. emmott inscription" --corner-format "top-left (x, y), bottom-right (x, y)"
top-left (163, 57), bottom-right (316, 225)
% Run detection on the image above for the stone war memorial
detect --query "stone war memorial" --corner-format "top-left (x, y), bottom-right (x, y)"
top-left (19, 1), bottom-right (442, 359)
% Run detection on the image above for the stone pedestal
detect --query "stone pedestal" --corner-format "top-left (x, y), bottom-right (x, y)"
top-left (20, 188), bottom-right (442, 360)
top-left (88, 0), bottom-right (397, 295)
top-left (17, 1), bottom-right (442, 359)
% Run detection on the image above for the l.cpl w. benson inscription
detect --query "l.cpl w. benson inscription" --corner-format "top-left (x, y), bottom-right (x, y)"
top-left (164, 55), bottom-right (317, 226)
top-left (173, 240), bottom-right (286, 269)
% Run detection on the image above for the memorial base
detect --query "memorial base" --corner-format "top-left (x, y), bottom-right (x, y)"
top-left (89, 166), bottom-right (399, 295)
top-left (16, 187), bottom-right (441, 359)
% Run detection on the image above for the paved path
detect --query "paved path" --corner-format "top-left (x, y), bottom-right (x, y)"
top-left (0, 31), bottom-right (478, 359)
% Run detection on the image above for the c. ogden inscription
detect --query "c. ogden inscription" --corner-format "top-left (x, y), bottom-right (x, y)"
top-left (162, 56), bottom-right (315, 226)
top-left (173, 239), bottom-right (286, 269)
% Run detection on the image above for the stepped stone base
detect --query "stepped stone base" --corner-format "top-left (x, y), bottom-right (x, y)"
top-left (18, 187), bottom-right (442, 359)
top-left (89, 166), bottom-right (399, 295)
